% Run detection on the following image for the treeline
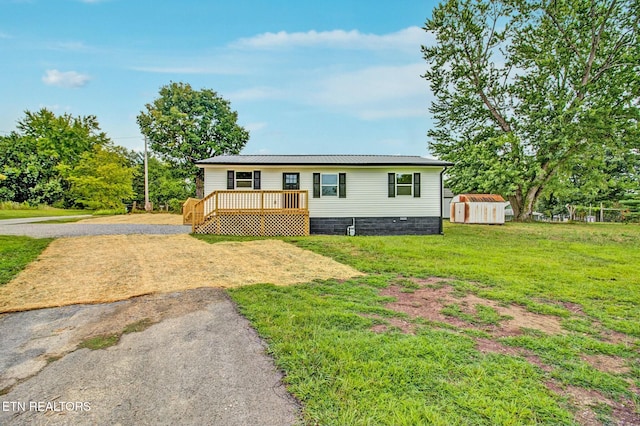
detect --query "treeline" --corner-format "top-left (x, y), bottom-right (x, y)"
top-left (0, 109), bottom-right (193, 212)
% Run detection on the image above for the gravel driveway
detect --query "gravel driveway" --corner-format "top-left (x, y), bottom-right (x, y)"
top-left (0, 217), bottom-right (191, 238)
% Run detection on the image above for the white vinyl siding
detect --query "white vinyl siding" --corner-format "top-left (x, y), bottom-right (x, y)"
top-left (203, 166), bottom-right (442, 217)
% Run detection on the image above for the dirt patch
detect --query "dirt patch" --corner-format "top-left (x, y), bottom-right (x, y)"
top-left (0, 235), bottom-right (363, 312)
top-left (374, 282), bottom-right (640, 425)
top-left (546, 381), bottom-right (640, 426)
top-left (70, 288), bottom-right (220, 345)
top-left (379, 285), bottom-right (564, 337)
top-left (77, 213), bottom-right (183, 225)
top-left (367, 314), bottom-right (416, 334)
top-left (581, 354), bottom-right (632, 375)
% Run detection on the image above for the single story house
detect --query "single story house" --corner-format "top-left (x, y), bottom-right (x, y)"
top-left (186, 155), bottom-right (453, 236)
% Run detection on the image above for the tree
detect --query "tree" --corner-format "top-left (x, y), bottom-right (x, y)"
top-left (423, 0), bottom-right (640, 220)
top-left (0, 109), bottom-right (109, 205)
top-left (137, 82), bottom-right (249, 198)
top-left (131, 154), bottom-right (194, 211)
top-left (62, 144), bottom-right (135, 210)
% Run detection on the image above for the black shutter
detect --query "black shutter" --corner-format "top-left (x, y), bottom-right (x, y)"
top-left (313, 173), bottom-right (320, 198)
top-left (253, 171), bottom-right (261, 189)
top-left (413, 172), bottom-right (421, 198)
top-left (227, 170), bottom-right (234, 189)
top-left (339, 173), bottom-right (346, 198)
top-left (388, 173), bottom-right (395, 197)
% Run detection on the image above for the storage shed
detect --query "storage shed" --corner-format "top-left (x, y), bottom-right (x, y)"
top-left (450, 194), bottom-right (507, 224)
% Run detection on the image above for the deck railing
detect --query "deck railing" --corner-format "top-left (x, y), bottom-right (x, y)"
top-left (185, 190), bottom-right (309, 235)
top-left (182, 197), bottom-right (200, 225)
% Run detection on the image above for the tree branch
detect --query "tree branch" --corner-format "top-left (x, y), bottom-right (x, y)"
top-left (462, 45), bottom-right (512, 133)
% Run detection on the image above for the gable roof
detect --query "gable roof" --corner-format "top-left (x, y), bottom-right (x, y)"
top-left (197, 155), bottom-right (453, 167)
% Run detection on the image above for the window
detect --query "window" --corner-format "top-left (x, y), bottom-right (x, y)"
top-left (388, 172), bottom-right (421, 198)
top-left (313, 173), bottom-right (346, 198)
top-left (321, 174), bottom-right (338, 196)
top-left (396, 173), bottom-right (413, 196)
top-left (226, 170), bottom-right (261, 189)
top-left (236, 171), bottom-right (253, 188)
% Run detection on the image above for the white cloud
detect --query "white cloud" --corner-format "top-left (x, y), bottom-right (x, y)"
top-left (228, 87), bottom-right (283, 102)
top-left (42, 69), bottom-right (91, 88)
top-left (311, 63), bottom-right (429, 119)
top-left (244, 122), bottom-right (268, 133)
top-left (129, 63), bottom-right (248, 75)
top-left (232, 26), bottom-right (429, 51)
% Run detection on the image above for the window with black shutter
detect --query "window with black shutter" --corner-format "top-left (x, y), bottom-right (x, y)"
top-left (338, 173), bottom-right (346, 198)
top-left (388, 173), bottom-right (395, 197)
top-left (313, 173), bottom-right (320, 198)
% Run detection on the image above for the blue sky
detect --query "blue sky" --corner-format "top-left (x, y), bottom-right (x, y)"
top-left (0, 0), bottom-right (440, 157)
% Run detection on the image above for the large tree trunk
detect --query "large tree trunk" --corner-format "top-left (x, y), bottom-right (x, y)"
top-left (195, 169), bottom-right (205, 199)
top-left (508, 185), bottom-right (542, 221)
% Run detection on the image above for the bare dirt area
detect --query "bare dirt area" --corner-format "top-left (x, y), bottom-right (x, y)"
top-left (77, 213), bottom-right (183, 225)
top-left (372, 280), bottom-right (640, 426)
top-left (378, 282), bottom-right (564, 336)
top-left (0, 235), bottom-right (362, 313)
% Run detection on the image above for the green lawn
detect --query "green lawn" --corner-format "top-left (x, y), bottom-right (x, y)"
top-left (0, 236), bottom-right (53, 286)
top-left (198, 222), bottom-right (640, 425)
top-left (0, 208), bottom-right (88, 220)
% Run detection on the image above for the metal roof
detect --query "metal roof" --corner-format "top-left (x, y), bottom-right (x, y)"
top-left (197, 155), bottom-right (453, 167)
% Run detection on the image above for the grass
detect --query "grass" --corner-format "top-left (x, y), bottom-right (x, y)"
top-left (213, 222), bottom-right (640, 424)
top-left (0, 207), bottom-right (88, 220)
top-left (0, 235), bottom-right (52, 286)
top-left (288, 222), bottom-right (640, 336)
top-left (78, 318), bottom-right (155, 350)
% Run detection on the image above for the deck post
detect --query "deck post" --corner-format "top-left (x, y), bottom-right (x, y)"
top-left (191, 204), bottom-right (196, 233)
top-left (260, 191), bottom-right (265, 235)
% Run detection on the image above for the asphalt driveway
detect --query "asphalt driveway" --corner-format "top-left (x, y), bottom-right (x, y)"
top-left (0, 288), bottom-right (299, 425)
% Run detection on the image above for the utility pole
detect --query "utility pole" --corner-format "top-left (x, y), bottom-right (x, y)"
top-left (144, 136), bottom-right (151, 211)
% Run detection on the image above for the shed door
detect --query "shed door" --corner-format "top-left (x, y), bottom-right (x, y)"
top-left (454, 203), bottom-right (466, 223)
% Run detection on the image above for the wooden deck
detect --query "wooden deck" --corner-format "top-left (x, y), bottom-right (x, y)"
top-left (183, 190), bottom-right (309, 236)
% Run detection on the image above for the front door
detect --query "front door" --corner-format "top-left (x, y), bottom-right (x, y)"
top-left (283, 173), bottom-right (300, 208)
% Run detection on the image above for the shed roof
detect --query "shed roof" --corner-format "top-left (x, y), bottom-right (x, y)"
top-left (197, 155), bottom-right (453, 167)
top-left (455, 194), bottom-right (506, 203)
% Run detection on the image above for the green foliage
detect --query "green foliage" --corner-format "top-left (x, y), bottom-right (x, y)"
top-left (137, 82), bottom-right (249, 196)
top-left (132, 155), bottom-right (194, 211)
top-left (0, 108), bottom-right (111, 206)
top-left (0, 236), bottom-right (52, 286)
top-left (423, 0), bottom-right (640, 220)
top-left (63, 144), bottom-right (135, 210)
